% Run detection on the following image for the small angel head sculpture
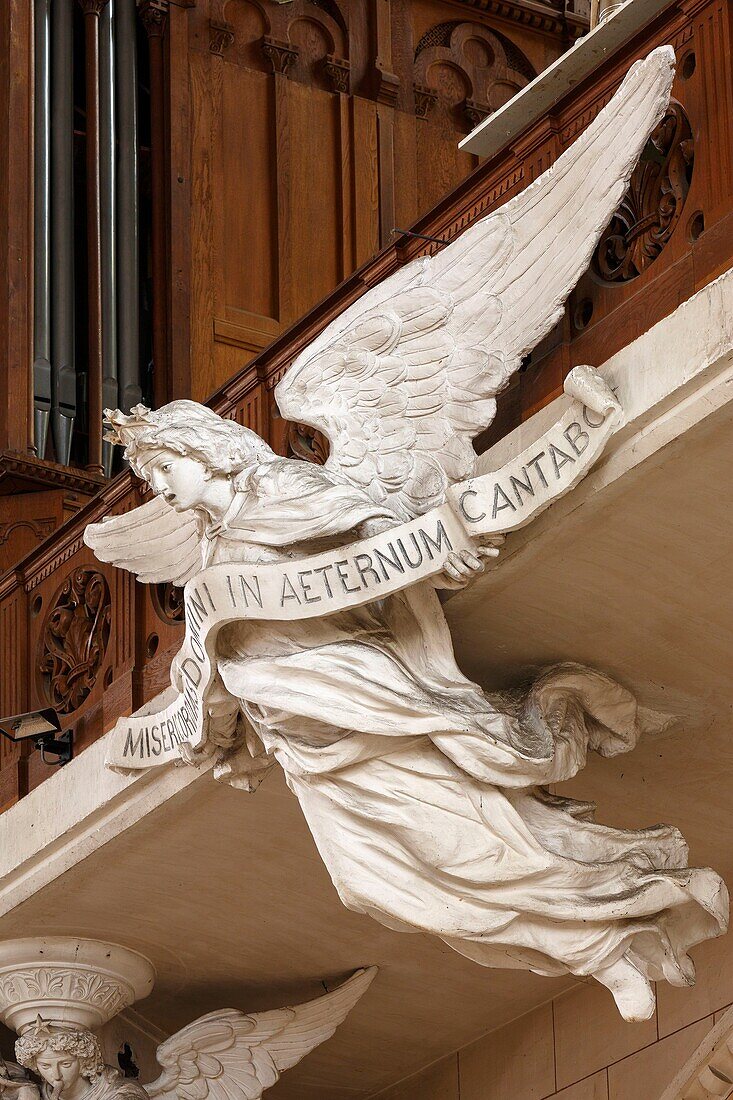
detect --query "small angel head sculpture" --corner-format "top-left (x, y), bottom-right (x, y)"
top-left (15, 1018), bottom-right (104, 1095)
top-left (104, 401), bottom-right (275, 516)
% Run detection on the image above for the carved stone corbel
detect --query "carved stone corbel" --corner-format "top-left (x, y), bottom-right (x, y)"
top-left (209, 19), bottom-right (235, 56)
top-left (137, 0), bottom-right (168, 37)
top-left (414, 83), bottom-right (437, 119)
top-left (464, 98), bottom-right (491, 128)
top-left (376, 67), bottom-right (400, 107)
top-left (77, 0), bottom-right (110, 13)
top-left (261, 35), bottom-right (298, 76)
top-left (323, 54), bottom-right (350, 94)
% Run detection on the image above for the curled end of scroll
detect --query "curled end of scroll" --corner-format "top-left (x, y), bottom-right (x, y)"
top-left (564, 365), bottom-right (622, 418)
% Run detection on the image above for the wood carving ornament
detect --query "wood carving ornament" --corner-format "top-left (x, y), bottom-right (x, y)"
top-left (85, 49), bottom-right (728, 1024)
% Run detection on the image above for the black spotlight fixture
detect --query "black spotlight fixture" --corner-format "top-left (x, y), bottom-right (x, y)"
top-left (0, 708), bottom-right (73, 766)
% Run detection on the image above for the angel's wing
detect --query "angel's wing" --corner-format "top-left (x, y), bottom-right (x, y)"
top-left (144, 967), bottom-right (377, 1100)
top-left (276, 46), bottom-right (675, 520)
top-left (84, 493), bottom-right (203, 585)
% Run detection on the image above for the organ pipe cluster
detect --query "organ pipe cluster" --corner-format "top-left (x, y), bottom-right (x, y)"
top-left (33, 0), bottom-right (143, 473)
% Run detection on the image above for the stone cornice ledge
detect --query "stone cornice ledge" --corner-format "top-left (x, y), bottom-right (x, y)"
top-left (460, 0), bottom-right (676, 156)
top-left (452, 265), bottom-right (733, 607)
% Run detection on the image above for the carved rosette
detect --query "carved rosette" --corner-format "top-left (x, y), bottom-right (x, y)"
top-left (262, 35), bottom-right (299, 76)
top-left (152, 582), bottom-right (186, 625)
top-left (592, 100), bottom-right (694, 283)
top-left (38, 569), bottom-right (111, 714)
top-left (0, 939), bottom-right (155, 1034)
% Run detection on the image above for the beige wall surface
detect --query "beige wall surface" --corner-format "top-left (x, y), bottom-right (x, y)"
top-left (373, 931), bottom-right (733, 1099)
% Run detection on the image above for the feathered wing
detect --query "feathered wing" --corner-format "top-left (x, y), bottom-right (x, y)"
top-left (276, 47), bottom-right (675, 520)
top-left (144, 967), bottom-right (377, 1100)
top-left (84, 493), bottom-right (203, 585)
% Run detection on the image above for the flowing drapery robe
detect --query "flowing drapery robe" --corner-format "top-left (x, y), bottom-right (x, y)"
top-left (206, 458), bottom-right (727, 985)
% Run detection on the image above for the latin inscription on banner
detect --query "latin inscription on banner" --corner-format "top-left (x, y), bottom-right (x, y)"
top-left (107, 396), bottom-right (620, 771)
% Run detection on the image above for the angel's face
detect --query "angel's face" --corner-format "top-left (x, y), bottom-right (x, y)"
top-left (34, 1051), bottom-right (84, 1097)
top-left (141, 450), bottom-right (214, 512)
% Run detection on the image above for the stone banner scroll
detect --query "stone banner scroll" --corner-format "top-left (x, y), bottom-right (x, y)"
top-left (105, 369), bottom-right (620, 771)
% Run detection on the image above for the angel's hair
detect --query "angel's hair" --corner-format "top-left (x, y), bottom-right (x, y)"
top-left (15, 1026), bottom-right (105, 1079)
top-left (104, 400), bottom-right (276, 480)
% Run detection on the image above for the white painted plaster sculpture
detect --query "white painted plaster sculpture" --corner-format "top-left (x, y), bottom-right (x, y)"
top-left (0, 938), bottom-right (375, 1100)
top-left (0, 1060), bottom-right (38, 1100)
top-left (85, 46), bottom-right (728, 1023)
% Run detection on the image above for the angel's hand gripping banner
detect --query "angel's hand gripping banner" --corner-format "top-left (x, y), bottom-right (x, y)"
top-left (105, 369), bottom-right (619, 770)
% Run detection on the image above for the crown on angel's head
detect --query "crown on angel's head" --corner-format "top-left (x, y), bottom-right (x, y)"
top-left (103, 404), bottom-right (155, 448)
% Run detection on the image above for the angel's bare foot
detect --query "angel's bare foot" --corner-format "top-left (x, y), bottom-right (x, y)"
top-left (593, 956), bottom-right (655, 1021)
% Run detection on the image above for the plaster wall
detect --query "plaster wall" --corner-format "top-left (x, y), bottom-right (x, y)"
top-left (374, 931), bottom-right (733, 1100)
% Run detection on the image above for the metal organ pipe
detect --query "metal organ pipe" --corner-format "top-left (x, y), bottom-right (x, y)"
top-left (50, 0), bottom-right (76, 466)
top-left (79, 0), bottom-right (109, 474)
top-left (33, 0), bottom-right (52, 459)
top-left (42, 0), bottom-right (142, 470)
top-left (140, 2), bottom-right (169, 409)
top-left (114, 0), bottom-right (142, 419)
top-left (99, 0), bottom-right (119, 476)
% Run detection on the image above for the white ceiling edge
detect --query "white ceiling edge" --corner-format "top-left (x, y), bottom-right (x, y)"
top-left (460, 0), bottom-right (677, 158)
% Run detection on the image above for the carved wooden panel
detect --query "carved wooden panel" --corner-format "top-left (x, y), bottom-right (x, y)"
top-left (0, 584), bottom-right (27, 810)
top-left (413, 20), bottom-right (535, 130)
top-left (179, 0), bottom-right (561, 404)
top-left (38, 569), bottom-right (111, 715)
top-left (592, 100), bottom-right (694, 283)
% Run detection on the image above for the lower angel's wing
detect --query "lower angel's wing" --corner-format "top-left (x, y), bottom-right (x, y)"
top-left (276, 47), bottom-right (675, 521)
top-left (84, 493), bottom-right (203, 585)
top-left (144, 967), bottom-right (377, 1100)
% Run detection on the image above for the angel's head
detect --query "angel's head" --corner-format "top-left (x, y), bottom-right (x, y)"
top-left (15, 1020), bottom-right (105, 1095)
top-left (104, 401), bottom-right (275, 518)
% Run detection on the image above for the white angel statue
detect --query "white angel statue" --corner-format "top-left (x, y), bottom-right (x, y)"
top-left (86, 47), bottom-right (727, 1024)
top-left (12, 969), bottom-right (375, 1099)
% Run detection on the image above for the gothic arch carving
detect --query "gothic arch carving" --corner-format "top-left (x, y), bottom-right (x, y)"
top-left (414, 22), bottom-right (535, 131)
top-left (213, 0), bottom-right (348, 88)
top-left (307, 0), bottom-right (347, 39)
top-left (288, 16), bottom-right (336, 90)
top-left (212, 0), bottom-right (270, 68)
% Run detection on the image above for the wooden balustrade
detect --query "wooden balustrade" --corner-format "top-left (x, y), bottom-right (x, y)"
top-left (1, 0), bottom-right (732, 812)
